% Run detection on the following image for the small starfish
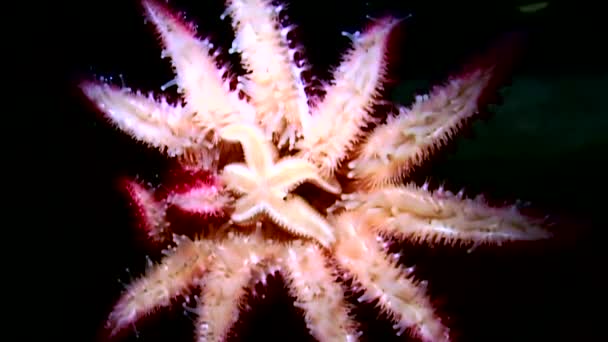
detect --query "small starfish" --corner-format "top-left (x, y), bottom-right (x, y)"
top-left (220, 124), bottom-right (341, 247)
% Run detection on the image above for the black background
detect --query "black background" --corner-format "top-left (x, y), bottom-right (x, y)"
top-left (51, 0), bottom-right (606, 341)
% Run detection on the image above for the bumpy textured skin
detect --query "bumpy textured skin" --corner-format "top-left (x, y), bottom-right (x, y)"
top-left (80, 1), bottom-right (550, 341)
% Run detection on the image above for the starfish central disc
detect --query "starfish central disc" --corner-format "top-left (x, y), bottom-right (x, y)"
top-left (220, 124), bottom-right (341, 247)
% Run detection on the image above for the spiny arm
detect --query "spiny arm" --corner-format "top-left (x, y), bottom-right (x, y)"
top-left (122, 172), bottom-right (229, 244)
top-left (337, 184), bottom-right (550, 247)
top-left (347, 68), bottom-right (492, 188)
top-left (122, 179), bottom-right (169, 243)
top-left (195, 266), bottom-right (250, 341)
top-left (80, 82), bottom-right (205, 157)
top-left (225, 0), bottom-right (311, 149)
top-left (333, 213), bottom-right (449, 342)
top-left (107, 236), bottom-right (207, 335)
top-left (195, 233), bottom-right (281, 341)
top-left (142, 0), bottom-right (254, 137)
top-left (282, 242), bottom-right (360, 341)
top-left (298, 17), bottom-right (400, 175)
top-left (162, 168), bottom-right (232, 218)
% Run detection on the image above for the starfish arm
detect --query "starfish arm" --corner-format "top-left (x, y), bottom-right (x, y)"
top-left (122, 179), bottom-right (169, 242)
top-left (347, 69), bottom-right (492, 188)
top-left (221, 163), bottom-right (260, 194)
top-left (80, 82), bottom-right (203, 156)
top-left (225, 0), bottom-right (311, 149)
top-left (195, 248), bottom-right (249, 340)
top-left (107, 236), bottom-right (206, 335)
top-left (341, 184), bottom-right (550, 247)
top-left (165, 184), bottom-right (231, 217)
top-left (142, 0), bottom-right (254, 135)
top-left (231, 194), bottom-right (336, 247)
top-left (282, 242), bottom-right (360, 341)
top-left (269, 157), bottom-right (342, 195)
top-left (196, 234), bottom-right (281, 341)
top-left (195, 266), bottom-right (250, 341)
top-left (333, 214), bottom-right (449, 342)
top-left (160, 167), bottom-right (232, 217)
top-left (230, 194), bottom-right (267, 223)
top-left (298, 18), bottom-right (400, 175)
top-left (220, 124), bottom-right (276, 176)
top-left (267, 196), bottom-right (336, 247)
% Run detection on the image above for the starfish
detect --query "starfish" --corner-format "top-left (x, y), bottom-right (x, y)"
top-left (220, 124), bottom-right (341, 247)
top-left (79, 0), bottom-right (551, 341)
